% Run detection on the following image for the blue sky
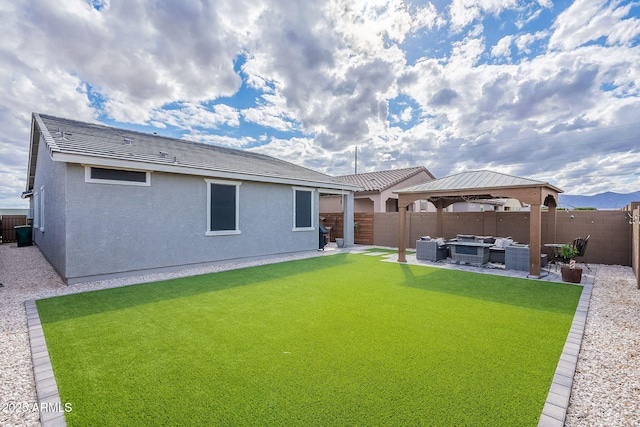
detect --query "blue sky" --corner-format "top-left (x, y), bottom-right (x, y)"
top-left (2, 0), bottom-right (640, 207)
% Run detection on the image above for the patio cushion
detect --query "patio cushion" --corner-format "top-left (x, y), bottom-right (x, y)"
top-left (476, 236), bottom-right (495, 244)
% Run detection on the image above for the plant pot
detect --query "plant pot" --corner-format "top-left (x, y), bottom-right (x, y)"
top-left (561, 265), bottom-right (583, 283)
top-left (335, 238), bottom-right (344, 248)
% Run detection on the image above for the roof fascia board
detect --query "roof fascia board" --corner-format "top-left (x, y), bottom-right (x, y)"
top-left (26, 117), bottom-right (39, 191)
top-left (33, 113), bottom-right (60, 153)
top-left (395, 183), bottom-right (562, 196)
top-left (53, 152), bottom-right (358, 191)
top-left (318, 187), bottom-right (363, 195)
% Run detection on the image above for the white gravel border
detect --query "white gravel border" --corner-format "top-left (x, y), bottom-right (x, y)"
top-left (1, 244), bottom-right (639, 426)
top-left (564, 265), bottom-right (640, 426)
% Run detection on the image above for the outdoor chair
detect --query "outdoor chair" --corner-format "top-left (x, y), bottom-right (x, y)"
top-left (574, 235), bottom-right (591, 270)
top-left (416, 237), bottom-right (449, 262)
top-left (489, 237), bottom-right (513, 264)
top-left (505, 244), bottom-right (548, 271)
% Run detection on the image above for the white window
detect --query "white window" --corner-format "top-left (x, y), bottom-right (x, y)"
top-left (85, 166), bottom-right (151, 186)
top-left (293, 187), bottom-right (314, 231)
top-left (206, 179), bottom-right (241, 236)
top-left (33, 192), bottom-right (39, 229)
top-left (39, 186), bottom-right (45, 232)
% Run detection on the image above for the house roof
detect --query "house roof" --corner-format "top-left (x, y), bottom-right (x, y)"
top-left (336, 166), bottom-right (435, 192)
top-left (395, 170), bottom-right (562, 194)
top-left (27, 113), bottom-right (360, 191)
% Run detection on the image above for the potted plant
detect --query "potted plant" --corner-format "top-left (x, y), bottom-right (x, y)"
top-left (559, 243), bottom-right (582, 283)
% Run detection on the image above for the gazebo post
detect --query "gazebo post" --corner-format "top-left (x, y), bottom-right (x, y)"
top-left (529, 203), bottom-right (542, 278)
top-left (398, 205), bottom-right (407, 263)
top-left (546, 196), bottom-right (557, 243)
top-left (434, 199), bottom-right (445, 238)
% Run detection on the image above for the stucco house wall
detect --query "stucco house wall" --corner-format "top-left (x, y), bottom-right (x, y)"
top-left (60, 165), bottom-right (321, 282)
top-left (378, 171), bottom-right (437, 212)
top-left (31, 132), bottom-right (68, 276)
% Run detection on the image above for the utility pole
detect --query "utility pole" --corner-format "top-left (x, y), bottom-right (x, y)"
top-left (355, 146), bottom-right (358, 174)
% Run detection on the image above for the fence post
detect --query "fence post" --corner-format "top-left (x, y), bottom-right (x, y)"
top-left (634, 207), bottom-right (640, 289)
top-left (398, 207), bottom-right (407, 263)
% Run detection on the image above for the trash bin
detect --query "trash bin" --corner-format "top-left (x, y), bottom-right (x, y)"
top-left (14, 225), bottom-right (32, 247)
top-left (318, 224), bottom-right (328, 250)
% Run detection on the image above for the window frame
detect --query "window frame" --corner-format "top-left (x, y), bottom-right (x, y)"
top-left (206, 179), bottom-right (242, 236)
top-left (85, 166), bottom-right (151, 186)
top-left (39, 186), bottom-right (45, 232)
top-left (33, 191), bottom-right (39, 229)
top-left (292, 187), bottom-right (315, 231)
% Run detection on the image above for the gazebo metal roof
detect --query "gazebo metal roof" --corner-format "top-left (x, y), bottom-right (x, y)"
top-left (396, 170), bottom-right (563, 196)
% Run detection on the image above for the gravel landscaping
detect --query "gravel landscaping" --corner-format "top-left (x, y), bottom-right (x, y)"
top-left (1, 243), bottom-right (638, 426)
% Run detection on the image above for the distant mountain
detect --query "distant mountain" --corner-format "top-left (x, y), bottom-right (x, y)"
top-left (559, 191), bottom-right (640, 209)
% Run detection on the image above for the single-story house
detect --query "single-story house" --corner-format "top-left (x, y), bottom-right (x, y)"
top-left (23, 113), bottom-right (359, 284)
top-left (320, 166), bottom-right (436, 213)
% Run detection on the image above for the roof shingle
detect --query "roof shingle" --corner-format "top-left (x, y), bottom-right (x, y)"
top-left (336, 167), bottom-right (434, 192)
top-left (32, 113), bottom-right (357, 190)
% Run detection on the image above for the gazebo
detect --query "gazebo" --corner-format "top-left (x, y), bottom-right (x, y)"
top-left (394, 170), bottom-right (563, 278)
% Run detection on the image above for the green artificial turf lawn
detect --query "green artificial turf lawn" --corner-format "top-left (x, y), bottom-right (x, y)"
top-left (36, 253), bottom-right (582, 426)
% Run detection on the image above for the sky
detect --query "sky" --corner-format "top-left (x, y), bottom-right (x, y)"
top-left (2, 0), bottom-right (640, 208)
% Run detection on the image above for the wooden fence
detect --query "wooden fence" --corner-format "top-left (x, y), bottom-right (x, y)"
top-left (320, 212), bottom-right (374, 245)
top-left (0, 215), bottom-right (29, 243)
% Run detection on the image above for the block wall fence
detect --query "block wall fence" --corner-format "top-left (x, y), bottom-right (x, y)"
top-left (630, 204), bottom-right (640, 288)
top-left (323, 210), bottom-right (635, 267)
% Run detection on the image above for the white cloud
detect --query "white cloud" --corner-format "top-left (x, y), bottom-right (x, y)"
top-left (448, 0), bottom-right (518, 32)
top-left (151, 103), bottom-right (241, 130)
top-left (412, 2), bottom-right (446, 32)
top-left (492, 35), bottom-right (514, 58)
top-left (183, 132), bottom-right (257, 149)
top-left (513, 31), bottom-right (545, 54)
top-left (549, 0), bottom-right (640, 51)
top-left (13, 0), bottom-right (251, 124)
top-left (450, 36), bottom-right (486, 67)
top-left (398, 106), bottom-right (414, 123)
